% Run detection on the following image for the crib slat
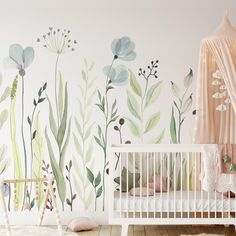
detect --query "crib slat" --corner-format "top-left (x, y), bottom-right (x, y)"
top-left (160, 153), bottom-right (163, 218)
top-left (194, 152), bottom-right (197, 219)
top-left (154, 152), bottom-right (156, 218)
top-left (147, 152), bottom-right (149, 218)
top-left (140, 153), bottom-right (142, 218)
top-left (167, 152), bottom-right (170, 219)
top-left (221, 192), bottom-right (224, 218)
top-left (120, 153), bottom-right (122, 218)
top-left (126, 153), bottom-right (128, 218)
top-left (215, 190), bottom-right (217, 218)
top-left (228, 191), bottom-right (230, 218)
top-left (174, 152), bottom-right (176, 219)
top-left (133, 152), bottom-right (135, 219)
top-left (180, 152), bottom-right (183, 218)
top-left (187, 152), bottom-right (190, 219)
top-left (208, 191), bottom-right (210, 218)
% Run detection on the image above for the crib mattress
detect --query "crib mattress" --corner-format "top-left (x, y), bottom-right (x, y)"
top-left (114, 191), bottom-right (236, 212)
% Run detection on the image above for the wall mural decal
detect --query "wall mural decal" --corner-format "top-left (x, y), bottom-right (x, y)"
top-left (37, 28), bottom-right (75, 210)
top-left (0, 27), bottom-right (195, 213)
top-left (73, 60), bottom-right (96, 210)
top-left (169, 69), bottom-right (194, 190)
top-left (95, 37), bottom-right (136, 211)
top-left (125, 60), bottom-right (164, 143)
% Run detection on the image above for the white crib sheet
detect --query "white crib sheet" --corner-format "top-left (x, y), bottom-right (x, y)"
top-left (114, 191), bottom-right (236, 212)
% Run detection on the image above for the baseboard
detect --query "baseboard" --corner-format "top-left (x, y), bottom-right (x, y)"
top-left (0, 211), bottom-right (108, 225)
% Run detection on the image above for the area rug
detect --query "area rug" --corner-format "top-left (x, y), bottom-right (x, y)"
top-left (0, 226), bottom-right (78, 236)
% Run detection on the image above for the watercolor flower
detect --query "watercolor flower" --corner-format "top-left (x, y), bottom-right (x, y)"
top-left (103, 65), bottom-right (129, 86)
top-left (111, 37), bottom-right (136, 61)
top-left (37, 27), bottom-right (77, 54)
top-left (3, 44), bottom-right (34, 75)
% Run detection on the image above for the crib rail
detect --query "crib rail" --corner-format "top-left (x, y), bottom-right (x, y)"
top-left (108, 144), bottom-right (236, 229)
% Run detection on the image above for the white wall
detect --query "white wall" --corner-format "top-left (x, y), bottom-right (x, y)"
top-left (0, 0), bottom-right (235, 224)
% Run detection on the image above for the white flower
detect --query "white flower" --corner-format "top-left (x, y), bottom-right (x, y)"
top-left (212, 92), bottom-right (222, 99)
top-left (216, 104), bottom-right (227, 111)
top-left (211, 80), bottom-right (221, 86)
top-left (212, 70), bottom-right (222, 79)
top-left (219, 85), bottom-right (226, 90)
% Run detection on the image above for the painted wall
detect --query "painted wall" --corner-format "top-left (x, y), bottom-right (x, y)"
top-left (0, 0), bottom-right (235, 224)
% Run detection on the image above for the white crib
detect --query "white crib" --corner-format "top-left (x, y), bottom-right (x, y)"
top-left (108, 144), bottom-right (236, 236)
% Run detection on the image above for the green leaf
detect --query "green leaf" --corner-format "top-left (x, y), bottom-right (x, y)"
top-left (111, 99), bottom-right (117, 112)
top-left (0, 109), bottom-right (8, 129)
top-left (32, 112), bottom-right (44, 209)
top-left (81, 70), bottom-right (86, 81)
top-left (150, 129), bottom-right (165, 144)
top-left (125, 117), bottom-right (140, 137)
top-left (89, 62), bottom-right (95, 71)
top-left (126, 90), bottom-right (141, 120)
top-left (86, 167), bottom-right (94, 185)
top-left (171, 81), bottom-right (180, 99)
top-left (73, 133), bottom-right (83, 157)
top-left (96, 186), bottom-right (102, 198)
top-left (32, 130), bottom-right (37, 140)
top-left (45, 128), bottom-right (66, 207)
top-left (181, 95), bottom-right (192, 113)
top-left (0, 87), bottom-right (10, 103)
top-left (145, 81), bottom-right (163, 108)
top-left (58, 72), bottom-right (64, 122)
top-left (170, 107), bottom-right (177, 144)
top-left (57, 82), bottom-right (68, 150)
top-left (94, 136), bottom-right (104, 149)
top-left (27, 116), bottom-right (31, 126)
top-left (10, 99), bottom-right (24, 210)
top-left (85, 139), bottom-right (94, 164)
top-left (144, 111), bottom-right (160, 133)
top-left (129, 70), bottom-right (142, 97)
top-left (47, 96), bottom-right (57, 139)
top-left (60, 118), bottom-right (71, 171)
top-left (94, 172), bottom-right (101, 187)
top-left (74, 118), bottom-right (83, 139)
top-left (84, 123), bottom-right (94, 141)
top-left (38, 97), bottom-right (46, 103)
top-left (184, 69), bottom-right (193, 89)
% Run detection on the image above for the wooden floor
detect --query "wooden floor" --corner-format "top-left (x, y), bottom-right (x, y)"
top-left (63, 225), bottom-right (236, 236)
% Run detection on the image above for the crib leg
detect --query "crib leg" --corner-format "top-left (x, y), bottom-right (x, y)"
top-left (121, 224), bottom-right (128, 236)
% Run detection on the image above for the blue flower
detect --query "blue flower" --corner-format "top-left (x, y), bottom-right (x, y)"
top-left (3, 183), bottom-right (9, 197)
top-left (111, 37), bottom-right (136, 61)
top-left (3, 44), bottom-right (34, 75)
top-left (103, 65), bottom-right (129, 86)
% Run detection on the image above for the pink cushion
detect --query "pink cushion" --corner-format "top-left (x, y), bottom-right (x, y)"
top-left (144, 174), bottom-right (167, 192)
top-left (67, 217), bottom-right (98, 232)
top-left (130, 187), bottom-right (154, 196)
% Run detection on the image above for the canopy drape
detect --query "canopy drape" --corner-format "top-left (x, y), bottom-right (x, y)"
top-left (194, 14), bottom-right (236, 193)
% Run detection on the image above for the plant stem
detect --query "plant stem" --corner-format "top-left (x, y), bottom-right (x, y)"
top-left (21, 75), bottom-right (27, 209)
top-left (101, 58), bottom-right (115, 211)
top-left (177, 87), bottom-right (188, 144)
top-left (29, 105), bottom-right (37, 200)
top-left (68, 169), bottom-right (73, 211)
top-left (94, 187), bottom-right (97, 211)
top-left (55, 53), bottom-right (60, 127)
top-left (82, 67), bottom-right (89, 205)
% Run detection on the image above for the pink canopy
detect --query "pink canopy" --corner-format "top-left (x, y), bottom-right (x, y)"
top-left (194, 12), bottom-right (236, 193)
top-left (194, 12), bottom-right (236, 144)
